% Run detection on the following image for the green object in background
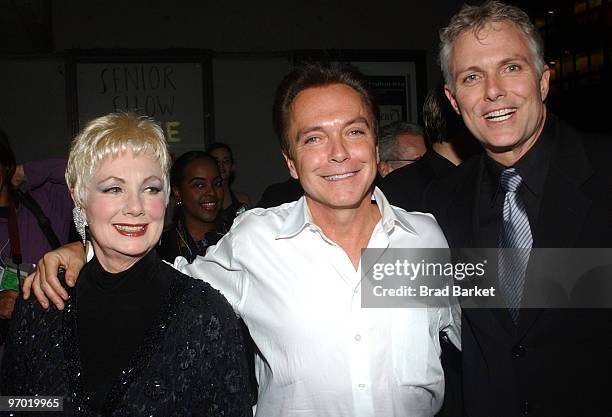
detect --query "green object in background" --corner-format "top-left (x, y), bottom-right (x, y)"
top-left (0, 268), bottom-right (19, 292)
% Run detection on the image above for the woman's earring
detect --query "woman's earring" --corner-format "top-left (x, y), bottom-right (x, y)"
top-left (72, 206), bottom-right (88, 245)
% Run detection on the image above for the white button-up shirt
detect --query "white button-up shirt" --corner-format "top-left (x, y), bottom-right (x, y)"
top-left (175, 188), bottom-right (460, 417)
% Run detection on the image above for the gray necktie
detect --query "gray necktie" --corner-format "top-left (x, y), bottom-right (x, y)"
top-left (498, 168), bottom-right (533, 322)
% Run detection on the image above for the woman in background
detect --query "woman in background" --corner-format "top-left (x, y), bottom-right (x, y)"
top-left (207, 142), bottom-right (251, 225)
top-left (158, 151), bottom-right (227, 263)
top-left (0, 129), bottom-right (73, 346)
top-left (1, 113), bottom-right (251, 416)
top-left (158, 150), bottom-right (259, 405)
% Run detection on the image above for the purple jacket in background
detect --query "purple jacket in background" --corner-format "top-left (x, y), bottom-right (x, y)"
top-left (0, 158), bottom-right (74, 267)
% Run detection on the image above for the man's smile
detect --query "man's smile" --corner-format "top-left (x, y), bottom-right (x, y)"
top-left (322, 171), bottom-right (357, 181)
top-left (483, 107), bottom-right (517, 121)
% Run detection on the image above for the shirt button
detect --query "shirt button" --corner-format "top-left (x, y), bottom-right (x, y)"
top-left (354, 334), bottom-right (362, 341)
top-left (512, 344), bottom-right (526, 358)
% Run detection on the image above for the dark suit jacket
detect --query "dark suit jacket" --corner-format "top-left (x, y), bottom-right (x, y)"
top-left (379, 150), bottom-right (455, 212)
top-left (423, 114), bottom-right (612, 417)
top-left (256, 178), bottom-right (304, 208)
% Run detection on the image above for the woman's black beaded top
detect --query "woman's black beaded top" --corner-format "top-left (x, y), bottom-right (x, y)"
top-left (0, 251), bottom-right (252, 417)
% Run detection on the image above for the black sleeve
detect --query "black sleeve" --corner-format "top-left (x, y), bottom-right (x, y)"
top-left (0, 298), bottom-right (65, 417)
top-left (0, 297), bottom-right (65, 403)
top-left (190, 290), bottom-right (253, 417)
top-left (0, 297), bottom-right (31, 396)
top-left (435, 331), bottom-right (465, 417)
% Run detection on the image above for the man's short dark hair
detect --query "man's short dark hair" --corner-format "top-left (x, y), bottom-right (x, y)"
top-left (378, 122), bottom-right (424, 161)
top-left (423, 85), bottom-right (459, 145)
top-left (272, 62), bottom-right (379, 156)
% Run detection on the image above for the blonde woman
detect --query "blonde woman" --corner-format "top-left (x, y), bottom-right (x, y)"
top-left (0, 113), bottom-right (251, 416)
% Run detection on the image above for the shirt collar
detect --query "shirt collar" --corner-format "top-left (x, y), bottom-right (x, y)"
top-left (483, 112), bottom-right (554, 203)
top-left (374, 187), bottom-right (418, 236)
top-left (276, 187), bottom-right (418, 240)
top-left (514, 114), bottom-right (554, 196)
top-left (276, 195), bottom-right (312, 239)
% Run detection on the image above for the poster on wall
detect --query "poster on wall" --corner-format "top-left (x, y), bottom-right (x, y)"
top-left (366, 75), bottom-right (410, 127)
top-left (66, 50), bottom-right (214, 156)
top-left (293, 50), bottom-right (426, 128)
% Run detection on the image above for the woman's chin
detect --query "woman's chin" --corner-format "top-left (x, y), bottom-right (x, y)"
top-left (94, 243), bottom-right (155, 272)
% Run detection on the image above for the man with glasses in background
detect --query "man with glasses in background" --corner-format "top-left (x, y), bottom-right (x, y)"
top-left (378, 121), bottom-right (455, 211)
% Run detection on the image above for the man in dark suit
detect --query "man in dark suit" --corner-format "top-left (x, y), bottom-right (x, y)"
top-left (424, 1), bottom-right (612, 416)
top-left (378, 122), bottom-right (455, 211)
top-left (256, 177), bottom-right (303, 208)
top-left (422, 83), bottom-right (481, 166)
top-left (377, 122), bottom-right (428, 178)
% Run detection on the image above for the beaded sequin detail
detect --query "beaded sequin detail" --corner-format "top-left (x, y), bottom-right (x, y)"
top-left (1, 262), bottom-right (252, 417)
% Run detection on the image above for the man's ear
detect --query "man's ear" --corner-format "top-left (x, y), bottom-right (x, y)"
top-left (444, 84), bottom-right (461, 115)
top-left (539, 64), bottom-right (551, 102)
top-left (282, 151), bottom-right (299, 179)
top-left (378, 162), bottom-right (391, 178)
top-left (376, 143), bottom-right (380, 165)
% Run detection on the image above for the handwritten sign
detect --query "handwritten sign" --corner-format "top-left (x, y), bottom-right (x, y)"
top-left (71, 56), bottom-right (212, 155)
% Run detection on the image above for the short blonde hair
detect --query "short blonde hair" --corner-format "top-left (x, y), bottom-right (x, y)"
top-left (66, 112), bottom-right (171, 207)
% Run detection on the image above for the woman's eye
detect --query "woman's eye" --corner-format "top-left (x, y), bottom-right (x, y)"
top-left (145, 186), bottom-right (162, 194)
top-left (103, 186), bottom-right (121, 194)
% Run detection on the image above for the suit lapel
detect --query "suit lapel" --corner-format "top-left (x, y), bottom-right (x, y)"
top-left (534, 118), bottom-right (593, 248)
top-left (518, 118), bottom-right (593, 338)
top-left (535, 169), bottom-right (592, 248)
top-left (447, 155), bottom-right (483, 249)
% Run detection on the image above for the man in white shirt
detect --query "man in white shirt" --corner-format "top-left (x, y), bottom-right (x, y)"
top-left (25, 62), bottom-right (459, 417)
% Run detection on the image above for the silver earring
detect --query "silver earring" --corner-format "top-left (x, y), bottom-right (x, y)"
top-left (72, 206), bottom-right (88, 245)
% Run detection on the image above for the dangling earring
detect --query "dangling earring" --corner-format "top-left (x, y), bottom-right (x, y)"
top-left (72, 206), bottom-right (88, 245)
